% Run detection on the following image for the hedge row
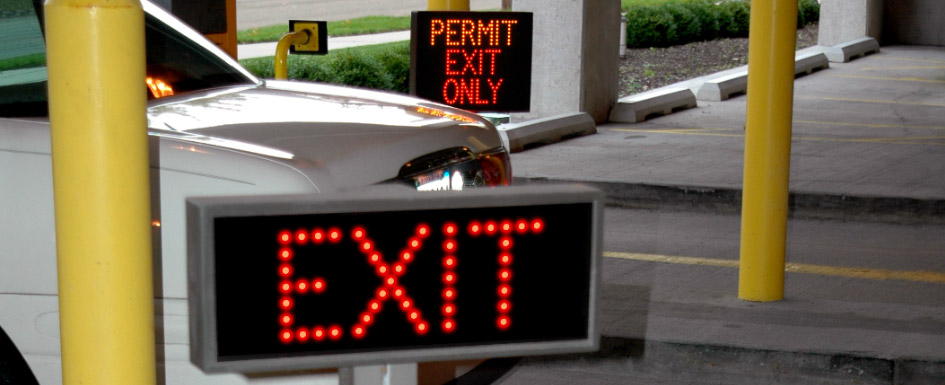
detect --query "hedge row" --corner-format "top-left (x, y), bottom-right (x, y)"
top-left (239, 42), bottom-right (411, 93)
top-left (626, 0), bottom-right (820, 48)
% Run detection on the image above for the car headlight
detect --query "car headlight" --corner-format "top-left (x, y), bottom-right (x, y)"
top-left (398, 147), bottom-right (511, 191)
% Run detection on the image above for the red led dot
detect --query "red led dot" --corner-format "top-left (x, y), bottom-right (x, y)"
top-left (442, 304), bottom-right (455, 315)
top-left (443, 319), bottom-right (456, 333)
top-left (417, 224), bottom-right (430, 237)
top-left (312, 278), bottom-right (326, 293)
top-left (369, 253), bottom-right (381, 264)
top-left (313, 327), bottom-right (326, 341)
top-left (329, 326), bottom-right (342, 340)
top-left (279, 248), bottom-right (293, 261)
top-left (444, 240), bottom-right (456, 252)
top-left (499, 269), bottom-right (512, 281)
top-left (415, 321), bottom-right (429, 335)
top-left (499, 237), bottom-right (513, 249)
top-left (531, 219), bottom-right (544, 233)
top-left (280, 297), bottom-right (293, 310)
top-left (485, 221), bottom-right (497, 234)
top-left (386, 277), bottom-right (396, 286)
top-left (501, 220), bottom-right (513, 233)
top-left (312, 229), bottom-right (325, 243)
top-left (280, 330), bottom-right (293, 343)
top-left (279, 264), bottom-right (292, 277)
top-left (515, 220), bottom-right (528, 234)
top-left (329, 228), bottom-right (342, 242)
top-left (443, 272), bottom-right (455, 283)
top-left (369, 300), bottom-right (382, 312)
top-left (498, 285), bottom-right (512, 297)
top-left (444, 256), bottom-right (456, 268)
top-left (409, 310), bottom-right (420, 321)
top-left (280, 281), bottom-right (292, 293)
top-left (378, 265), bottom-right (388, 275)
top-left (393, 287), bottom-right (405, 298)
top-left (295, 230), bottom-right (308, 244)
top-left (444, 222), bottom-right (457, 235)
top-left (409, 238), bottom-right (421, 250)
top-left (280, 314), bottom-right (293, 326)
top-left (296, 279), bottom-right (308, 293)
top-left (443, 288), bottom-right (455, 300)
top-left (297, 328), bottom-right (309, 341)
top-left (353, 325), bottom-right (366, 339)
top-left (362, 313), bottom-right (373, 324)
top-left (402, 251), bottom-right (413, 262)
top-left (361, 241), bottom-right (373, 251)
top-left (498, 300), bottom-right (512, 312)
top-left (401, 299), bottom-right (412, 309)
top-left (352, 227), bottom-right (366, 240)
top-left (497, 316), bottom-right (511, 330)
top-left (278, 231), bottom-right (292, 245)
top-left (377, 288), bottom-right (389, 298)
top-left (499, 253), bottom-right (512, 265)
top-left (469, 221), bottom-right (482, 236)
top-left (393, 263), bottom-right (405, 274)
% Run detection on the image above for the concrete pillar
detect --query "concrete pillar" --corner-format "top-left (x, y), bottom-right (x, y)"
top-left (818, 0), bottom-right (884, 46)
top-left (511, 0), bottom-right (619, 124)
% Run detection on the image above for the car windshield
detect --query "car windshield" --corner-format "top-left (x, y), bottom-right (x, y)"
top-left (0, 0), bottom-right (255, 118)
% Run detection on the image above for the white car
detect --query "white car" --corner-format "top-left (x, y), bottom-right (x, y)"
top-left (0, 1), bottom-right (511, 384)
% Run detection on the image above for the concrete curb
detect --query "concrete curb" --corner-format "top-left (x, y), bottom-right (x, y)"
top-left (499, 113), bottom-right (597, 153)
top-left (513, 177), bottom-right (945, 224)
top-left (487, 338), bottom-right (945, 385)
top-left (609, 87), bottom-right (697, 123)
top-left (824, 37), bottom-right (881, 63)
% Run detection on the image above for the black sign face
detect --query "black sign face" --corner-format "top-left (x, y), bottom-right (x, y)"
top-left (410, 11), bottom-right (533, 112)
top-left (187, 186), bottom-right (601, 373)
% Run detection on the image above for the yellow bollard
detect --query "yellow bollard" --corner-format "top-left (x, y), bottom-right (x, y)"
top-left (738, 0), bottom-right (799, 302)
top-left (45, 0), bottom-right (156, 384)
top-left (274, 30), bottom-right (311, 80)
top-left (428, 0), bottom-right (470, 11)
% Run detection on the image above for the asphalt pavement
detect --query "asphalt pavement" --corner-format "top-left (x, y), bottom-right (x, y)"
top-left (480, 44), bottom-right (945, 384)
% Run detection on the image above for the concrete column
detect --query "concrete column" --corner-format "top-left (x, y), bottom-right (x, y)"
top-left (511, 0), bottom-right (619, 123)
top-left (818, 0), bottom-right (884, 46)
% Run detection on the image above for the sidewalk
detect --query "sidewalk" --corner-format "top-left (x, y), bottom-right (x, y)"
top-left (237, 30), bottom-right (410, 60)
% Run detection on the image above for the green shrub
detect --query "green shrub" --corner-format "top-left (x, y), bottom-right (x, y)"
top-left (625, 0), bottom-right (818, 48)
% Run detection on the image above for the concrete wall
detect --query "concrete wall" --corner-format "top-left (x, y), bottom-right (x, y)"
top-left (512, 0), bottom-right (619, 123)
top-left (818, 0), bottom-right (884, 46)
top-left (883, 0), bottom-right (945, 46)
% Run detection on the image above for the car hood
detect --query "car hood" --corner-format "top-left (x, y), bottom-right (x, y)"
top-left (146, 81), bottom-right (503, 192)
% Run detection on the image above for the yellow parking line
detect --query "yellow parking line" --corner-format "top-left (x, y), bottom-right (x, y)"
top-left (604, 251), bottom-right (945, 284)
top-left (827, 74), bottom-right (945, 84)
top-left (884, 57), bottom-right (945, 65)
top-left (797, 96), bottom-right (945, 108)
top-left (795, 120), bottom-right (945, 131)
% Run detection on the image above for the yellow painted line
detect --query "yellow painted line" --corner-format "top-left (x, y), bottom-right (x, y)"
top-left (611, 128), bottom-right (945, 146)
top-left (795, 120), bottom-right (945, 131)
top-left (604, 251), bottom-right (945, 284)
top-left (884, 57), bottom-right (945, 65)
top-left (827, 74), bottom-right (945, 84)
top-left (797, 96), bottom-right (945, 108)
top-left (859, 65), bottom-right (945, 71)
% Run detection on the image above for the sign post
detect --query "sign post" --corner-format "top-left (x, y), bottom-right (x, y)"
top-left (410, 11), bottom-right (533, 112)
top-left (187, 185), bottom-right (601, 374)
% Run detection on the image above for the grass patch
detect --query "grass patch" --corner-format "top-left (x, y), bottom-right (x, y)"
top-left (0, 53), bottom-right (45, 72)
top-left (238, 16), bottom-right (411, 44)
top-left (239, 41), bottom-right (411, 93)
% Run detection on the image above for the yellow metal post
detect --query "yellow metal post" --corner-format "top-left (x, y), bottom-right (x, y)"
top-left (45, 0), bottom-right (156, 384)
top-left (428, 0), bottom-right (470, 11)
top-left (274, 30), bottom-right (310, 80)
top-left (738, 0), bottom-right (799, 302)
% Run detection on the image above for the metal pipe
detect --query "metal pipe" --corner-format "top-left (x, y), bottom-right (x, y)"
top-left (275, 30), bottom-right (311, 80)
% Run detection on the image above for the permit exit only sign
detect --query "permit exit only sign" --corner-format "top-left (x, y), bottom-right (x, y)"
top-left (410, 11), bottom-right (533, 112)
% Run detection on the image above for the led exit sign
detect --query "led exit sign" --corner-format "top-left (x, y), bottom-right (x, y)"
top-left (410, 11), bottom-right (533, 112)
top-left (187, 185), bottom-right (601, 373)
